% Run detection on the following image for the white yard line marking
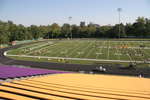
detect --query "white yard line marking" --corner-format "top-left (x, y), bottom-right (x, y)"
top-left (129, 41), bottom-right (141, 62)
top-left (47, 42), bottom-right (71, 57)
top-left (140, 47), bottom-right (150, 59)
top-left (71, 41), bottom-right (90, 58)
top-left (96, 41), bottom-right (103, 59)
top-left (66, 41), bottom-right (83, 57)
top-left (7, 40), bottom-right (150, 64)
top-left (42, 43), bottom-right (58, 54)
top-left (28, 42), bottom-right (51, 50)
top-left (115, 41), bottom-right (120, 60)
top-left (19, 42), bottom-right (44, 49)
top-left (100, 41), bottom-right (106, 59)
top-left (126, 41), bottom-right (135, 62)
top-left (6, 54), bottom-right (150, 63)
top-left (84, 41), bottom-right (95, 58)
top-left (26, 43), bottom-right (51, 55)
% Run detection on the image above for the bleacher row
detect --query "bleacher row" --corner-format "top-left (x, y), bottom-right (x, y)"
top-left (0, 65), bottom-right (150, 100)
top-left (0, 65), bottom-right (69, 80)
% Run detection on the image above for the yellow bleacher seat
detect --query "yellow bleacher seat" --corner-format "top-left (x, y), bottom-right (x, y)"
top-left (8, 81), bottom-right (150, 100)
top-left (0, 73), bottom-right (150, 100)
top-left (0, 91), bottom-right (35, 100)
top-left (0, 85), bottom-right (74, 100)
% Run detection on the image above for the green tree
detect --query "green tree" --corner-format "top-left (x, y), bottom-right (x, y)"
top-left (29, 25), bottom-right (41, 40)
top-left (0, 21), bottom-right (10, 44)
top-left (133, 17), bottom-right (146, 37)
top-left (96, 26), bottom-right (112, 38)
top-left (61, 23), bottom-right (71, 38)
top-left (71, 25), bottom-right (80, 38)
top-left (145, 18), bottom-right (150, 37)
top-left (50, 23), bottom-right (61, 38)
top-left (109, 23), bottom-right (126, 38)
top-left (87, 23), bottom-right (97, 37)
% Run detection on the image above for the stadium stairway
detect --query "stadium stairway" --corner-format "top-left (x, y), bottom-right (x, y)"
top-left (0, 73), bottom-right (150, 100)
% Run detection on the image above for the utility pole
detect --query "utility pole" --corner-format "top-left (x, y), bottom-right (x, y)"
top-left (117, 8), bottom-right (122, 39)
top-left (68, 16), bottom-right (72, 39)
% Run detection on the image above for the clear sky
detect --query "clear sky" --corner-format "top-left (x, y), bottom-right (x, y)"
top-left (0, 0), bottom-right (150, 26)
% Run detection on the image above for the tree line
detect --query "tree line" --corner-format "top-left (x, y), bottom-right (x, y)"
top-left (0, 17), bottom-right (150, 44)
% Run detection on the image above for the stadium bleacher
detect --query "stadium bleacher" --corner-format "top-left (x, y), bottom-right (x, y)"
top-left (0, 65), bottom-right (70, 80)
top-left (0, 69), bottom-right (150, 100)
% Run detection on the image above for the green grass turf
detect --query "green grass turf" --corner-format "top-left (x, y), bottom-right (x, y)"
top-left (7, 39), bottom-right (150, 65)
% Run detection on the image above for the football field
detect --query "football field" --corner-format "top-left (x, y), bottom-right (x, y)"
top-left (7, 39), bottom-right (150, 64)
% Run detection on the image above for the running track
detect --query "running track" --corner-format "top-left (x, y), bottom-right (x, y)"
top-left (0, 43), bottom-right (150, 78)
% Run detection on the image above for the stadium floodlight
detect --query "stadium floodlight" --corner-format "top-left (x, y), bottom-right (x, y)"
top-left (68, 16), bottom-right (72, 39)
top-left (117, 8), bottom-right (122, 39)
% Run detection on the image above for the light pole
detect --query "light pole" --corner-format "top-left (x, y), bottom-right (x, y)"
top-left (68, 16), bottom-right (72, 39)
top-left (117, 8), bottom-right (122, 39)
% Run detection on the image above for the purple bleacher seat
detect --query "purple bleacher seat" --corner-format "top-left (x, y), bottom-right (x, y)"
top-left (0, 65), bottom-right (70, 80)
